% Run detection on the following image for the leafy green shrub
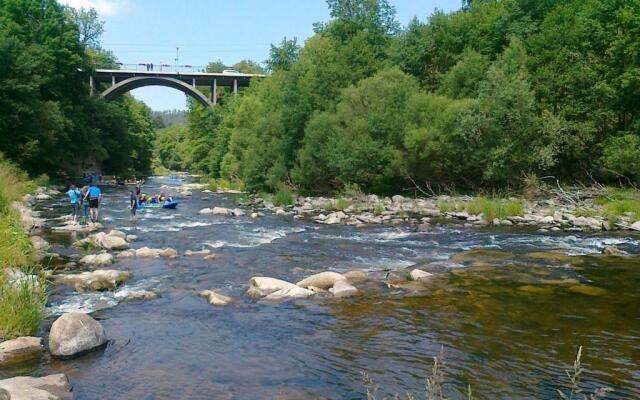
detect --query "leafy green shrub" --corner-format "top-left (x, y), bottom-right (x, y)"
top-left (273, 188), bottom-right (295, 206)
top-left (0, 270), bottom-right (48, 340)
top-left (335, 198), bottom-right (350, 211)
top-left (209, 178), bottom-right (245, 192)
top-left (341, 183), bottom-right (363, 198)
top-left (374, 205), bottom-right (385, 215)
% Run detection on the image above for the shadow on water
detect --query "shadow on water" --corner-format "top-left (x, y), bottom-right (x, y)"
top-left (5, 177), bottom-right (640, 399)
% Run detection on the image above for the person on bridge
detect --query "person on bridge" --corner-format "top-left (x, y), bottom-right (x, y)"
top-left (66, 184), bottom-right (81, 224)
top-left (84, 183), bottom-right (102, 222)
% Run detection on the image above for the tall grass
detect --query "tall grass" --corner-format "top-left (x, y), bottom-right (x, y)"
top-left (0, 270), bottom-right (48, 340)
top-left (208, 178), bottom-right (245, 192)
top-left (467, 197), bottom-right (525, 220)
top-left (594, 188), bottom-right (640, 224)
top-left (0, 155), bottom-right (49, 340)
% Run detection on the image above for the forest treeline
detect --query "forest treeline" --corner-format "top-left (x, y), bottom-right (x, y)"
top-left (0, 0), bottom-right (154, 178)
top-left (155, 0), bottom-right (640, 194)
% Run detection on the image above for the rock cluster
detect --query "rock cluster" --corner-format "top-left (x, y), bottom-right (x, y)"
top-left (248, 271), bottom-right (360, 301)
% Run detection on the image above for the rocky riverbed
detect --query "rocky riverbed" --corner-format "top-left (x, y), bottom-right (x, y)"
top-left (2, 177), bottom-right (639, 399)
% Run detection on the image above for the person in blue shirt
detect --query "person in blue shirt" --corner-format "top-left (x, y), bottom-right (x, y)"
top-left (83, 183), bottom-right (102, 222)
top-left (66, 184), bottom-right (81, 224)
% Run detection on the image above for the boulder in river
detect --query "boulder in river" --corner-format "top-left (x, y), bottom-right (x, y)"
top-left (108, 230), bottom-right (126, 239)
top-left (185, 249), bottom-right (211, 256)
top-left (263, 286), bottom-right (315, 301)
top-left (630, 221), bottom-right (640, 231)
top-left (52, 222), bottom-right (103, 233)
top-left (30, 236), bottom-right (50, 252)
top-left (330, 280), bottom-right (359, 298)
top-left (199, 290), bottom-right (232, 305)
top-left (94, 232), bottom-right (129, 250)
top-left (410, 269), bottom-right (433, 281)
top-left (159, 247), bottom-right (178, 258)
top-left (0, 337), bottom-right (43, 365)
top-left (126, 234), bottom-right (138, 242)
top-left (135, 247), bottom-right (160, 257)
top-left (296, 271), bottom-right (346, 290)
top-left (115, 289), bottom-right (158, 301)
top-left (343, 270), bottom-right (368, 282)
top-left (246, 277), bottom-right (296, 298)
top-left (49, 312), bottom-right (106, 357)
top-left (0, 373), bottom-right (73, 400)
top-left (79, 252), bottom-right (113, 266)
top-left (55, 270), bottom-right (131, 291)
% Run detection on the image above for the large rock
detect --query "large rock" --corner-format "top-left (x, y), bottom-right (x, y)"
top-left (94, 232), bottom-right (129, 250)
top-left (630, 221), bottom-right (640, 231)
top-left (296, 271), bottom-right (346, 290)
top-left (263, 286), bottom-right (314, 301)
top-left (79, 253), bottom-right (113, 266)
top-left (55, 270), bottom-right (131, 292)
top-left (49, 313), bottom-right (106, 357)
top-left (115, 289), bottom-right (158, 301)
top-left (0, 337), bottom-right (43, 365)
top-left (330, 280), bottom-right (359, 298)
top-left (199, 290), bottom-right (232, 306)
top-left (135, 247), bottom-right (160, 257)
top-left (0, 374), bottom-right (73, 400)
top-left (107, 230), bottom-right (126, 239)
top-left (125, 234), bottom-right (138, 242)
top-left (343, 270), bottom-right (367, 282)
top-left (159, 248), bottom-right (178, 258)
top-left (246, 277), bottom-right (296, 298)
top-left (199, 207), bottom-right (232, 215)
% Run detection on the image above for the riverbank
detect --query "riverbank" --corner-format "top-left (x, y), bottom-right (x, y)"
top-left (193, 178), bottom-right (640, 235)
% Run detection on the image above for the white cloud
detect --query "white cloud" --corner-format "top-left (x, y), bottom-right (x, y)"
top-left (58, 0), bottom-right (124, 16)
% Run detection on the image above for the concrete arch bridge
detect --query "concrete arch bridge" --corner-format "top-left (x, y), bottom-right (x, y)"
top-left (90, 69), bottom-right (265, 107)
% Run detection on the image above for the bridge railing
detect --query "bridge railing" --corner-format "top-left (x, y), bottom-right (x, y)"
top-left (93, 62), bottom-right (209, 73)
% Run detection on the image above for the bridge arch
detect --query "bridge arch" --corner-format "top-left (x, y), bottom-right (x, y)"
top-left (101, 76), bottom-right (213, 107)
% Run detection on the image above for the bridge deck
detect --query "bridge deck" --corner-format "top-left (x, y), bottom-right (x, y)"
top-left (94, 69), bottom-right (265, 87)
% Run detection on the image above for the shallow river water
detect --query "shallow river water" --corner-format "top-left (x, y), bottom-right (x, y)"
top-left (3, 177), bottom-right (640, 399)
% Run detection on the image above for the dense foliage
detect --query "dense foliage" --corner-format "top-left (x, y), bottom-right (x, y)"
top-left (0, 0), bottom-right (154, 178)
top-left (156, 0), bottom-right (640, 193)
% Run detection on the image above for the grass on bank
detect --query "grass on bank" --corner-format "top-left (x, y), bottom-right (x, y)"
top-left (0, 156), bottom-right (49, 340)
top-left (439, 197), bottom-right (525, 220)
top-left (594, 188), bottom-right (640, 224)
top-left (208, 178), bottom-right (245, 192)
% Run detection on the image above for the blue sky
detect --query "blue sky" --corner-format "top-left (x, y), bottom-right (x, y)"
top-left (62, 0), bottom-right (463, 110)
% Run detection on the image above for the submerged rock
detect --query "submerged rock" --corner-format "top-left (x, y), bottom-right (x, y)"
top-left (296, 271), bottom-right (346, 290)
top-left (246, 277), bottom-right (296, 298)
top-left (199, 290), bottom-right (232, 305)
top-left (49, 313), bottom-right (106, 357)
top-left (0, 337), bottom-right (43, 365)
top-left (568, 285), bottom-right (607, 296)
top-left (55, 270), bottom-right (131, 292)
top-left (0, 373), bottom-right (73, 400)
top-left (343, 270), bottom-right (367, 282)
top-left (602, 245), bottom-right (627, 256)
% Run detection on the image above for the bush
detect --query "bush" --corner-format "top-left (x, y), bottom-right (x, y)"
top-left (273, 187), bottom-right (296, 206)
top-left (0, 270), bottom-right (48, 340)
top-left (341, 183), bottom-right (363, 198)
top-left (208, 178), bottom-right (245, 192)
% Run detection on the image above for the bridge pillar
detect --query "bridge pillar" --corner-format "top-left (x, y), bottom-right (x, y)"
top-left (111, 76), bottom-right (115, 86)
top-left (192, 78), bottom-right (196, 88)
top-left (89, 75), bottom-right (94, 96)
top-left (211, 79), bottom-right (217, 105)
top-left (233, 79), bottom-right (237, 96)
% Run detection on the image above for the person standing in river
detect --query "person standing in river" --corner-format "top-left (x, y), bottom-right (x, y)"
top-left (129, 190), bottom-right (138, 223)
top-left (80, 186), bottom-right (90, 224)
top-left (66, 184), bottom-right (81, 224)
top-left (84, 183), bottom-right (102, 222)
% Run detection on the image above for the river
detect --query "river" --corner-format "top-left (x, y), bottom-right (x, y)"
top-left (3, 176), bottom-right (639, 399)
